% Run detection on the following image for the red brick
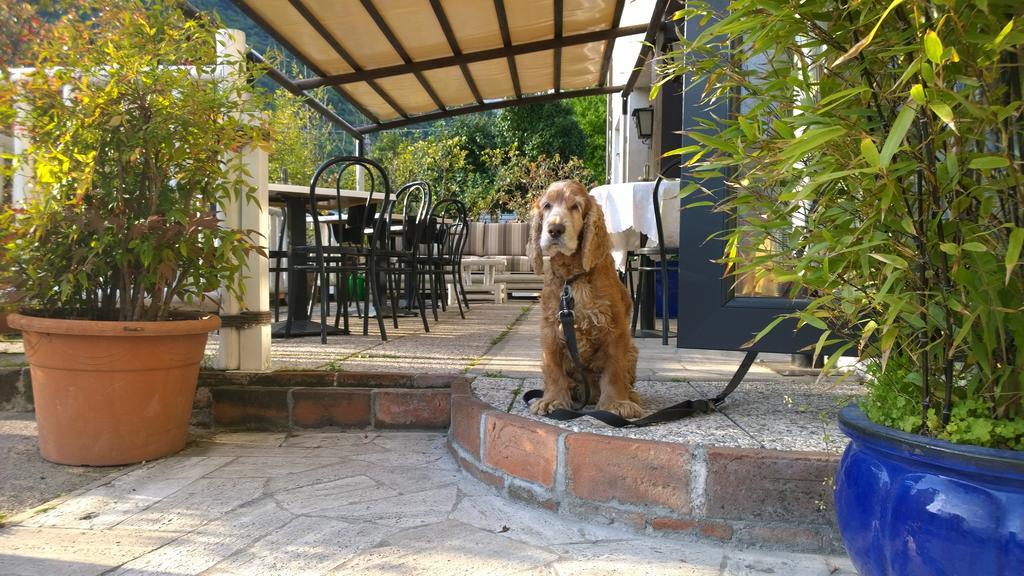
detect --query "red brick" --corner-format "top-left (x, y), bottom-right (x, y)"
top-left (210, 387), bottom-right (289, 429)
top-left (337, 372), bottom-right (411, 388)
top-left (198, 370), bottom-right (252, 387)
top-left (507, 482), bottom-right (559, 512)
top-left (450, 395), bottom-right (492, 459)
top-left (566, 501), bottom-right (645, 530)
top-left (650, 517), bottom-right (697, 533)
top-left (373, 389), bottom-right (450, 429)
top-left (483, 412), bottom-right (561, 488)
top-left (192, 387), bottom-right (212, 409)
top-left (250, 371), bottom-right (335, 387)
top-left (413, 373), bottom-right (462, 389)
top-left (705, 447), bottom-right (838, 524)
top-left (448, 376), bottom-right (474, 396)
top-left (566, 433), bottom-right (691, 515)
top-left (740, 526), bottom-right (824, 550)
top-left (457, 455), bottom-right (505, 490)
top-left (292, 388), bottom-right (371, 428)
top-left (699, 521), bottom-right (734, 541)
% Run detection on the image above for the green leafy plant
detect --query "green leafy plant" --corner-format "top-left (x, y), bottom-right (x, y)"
top-left (658, 0), bottom-right (1022, 448)
top-left (0, 0), bottom-right (269, 322)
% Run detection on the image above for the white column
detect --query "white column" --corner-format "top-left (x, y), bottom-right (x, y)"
top-left (214, 28), bottom-right (271, 371)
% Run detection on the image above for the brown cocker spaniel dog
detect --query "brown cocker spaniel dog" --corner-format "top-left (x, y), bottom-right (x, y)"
top-left (527, 180), bottom-right (641, 418)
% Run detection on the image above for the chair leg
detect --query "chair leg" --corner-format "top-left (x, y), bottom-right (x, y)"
top-left (450, 266), bottom-right (465, 319)
top-left (417, 267), bottom-right (430, 332)
top-left (389, 267), bottom-right (400, 330)
top-left (318, 267), bottom-right (330, 345)
top-left (660, 263), bottom-right (669, 345)
top-left (456, 266), bottom-right (470, 311)
top-left (430, 266), bottom-right (440, 321)
top-left (631, 269), bottom-right (642, 337)
top-left (369, 258), bottom-right (388, 341)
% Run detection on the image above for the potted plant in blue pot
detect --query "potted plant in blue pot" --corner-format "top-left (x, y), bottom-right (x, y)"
top-left (658, 0), bottom-right (1022, 573)
top-left (0, 0), bottom-right (267, 465)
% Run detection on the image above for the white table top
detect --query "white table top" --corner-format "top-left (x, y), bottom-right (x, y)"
top-left (590, 180), bottom-right (680, 249)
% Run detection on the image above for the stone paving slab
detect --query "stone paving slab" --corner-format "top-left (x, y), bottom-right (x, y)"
top-left (0, 431), bottom-right (855, 575)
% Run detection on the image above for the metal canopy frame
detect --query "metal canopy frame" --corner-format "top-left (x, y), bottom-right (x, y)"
top-left (195, 0), bottom-right (674, 135)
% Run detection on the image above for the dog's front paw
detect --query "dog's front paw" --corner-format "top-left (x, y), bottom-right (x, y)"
top-left (529, 397), bottom-right (570, 415)
top-left (597, 399), bottom-right (643, 419)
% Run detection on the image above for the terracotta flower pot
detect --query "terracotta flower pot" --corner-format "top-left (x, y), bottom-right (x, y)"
top-left (7, 312), bottom-right (220, 466)
top-left (0, 312), bottom-right (14, 335)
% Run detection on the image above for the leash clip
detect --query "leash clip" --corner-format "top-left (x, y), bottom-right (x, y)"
top-left (559, 283), bottom-right (575, 320)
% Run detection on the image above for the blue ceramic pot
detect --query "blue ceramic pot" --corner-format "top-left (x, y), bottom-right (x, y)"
top-left (835, 405), bottom-right (1024, 576)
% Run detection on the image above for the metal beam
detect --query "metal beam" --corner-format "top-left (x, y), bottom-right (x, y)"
top-left (428, 0), bottom-right (484, 105)
top-left (357, 85), bottom-right (624, 134)
top-left (493, 0), bottom-right (522, 99)
top-left (360, 0), bottom-right (447, 112)
top-left (598, 0), bottom-right (626, 85)
top-left (285, 0), bottom-right (409, 119)
top-left (621, 0), bottom-right (671, 115)
top-left (295, 24), bottom-right (648, 91)
top-left (228, 0), bottom-right (381, 125)
top-left (246, 51), bottom-right (363, 139)
top-left (180, 2), bottom-right (362, 139)
top-left (553, 0), bottom-right (563, 92)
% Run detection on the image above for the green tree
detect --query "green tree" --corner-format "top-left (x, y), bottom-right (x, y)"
top-left (567, 95), bottom-right (607, 183)
top-left (481, 145), bottom-right (593, 220)
top-left (495, 101), bottom-right (586, 160)
top-left (267, 89), bottom-right (335, 185)
top-left (372, 133), bottom-right (469, 200)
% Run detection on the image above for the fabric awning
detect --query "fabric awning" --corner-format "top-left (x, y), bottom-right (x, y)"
top-left (226, 0), bottom-right (668, 135)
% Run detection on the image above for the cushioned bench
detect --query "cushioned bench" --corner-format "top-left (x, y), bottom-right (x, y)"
top-left (464, 222), bottom-right (544, 299)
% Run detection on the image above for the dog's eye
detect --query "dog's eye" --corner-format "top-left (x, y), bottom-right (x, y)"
top-left (542, 202), bottom-right (552, 211)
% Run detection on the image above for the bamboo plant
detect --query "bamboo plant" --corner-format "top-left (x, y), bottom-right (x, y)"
top-left (658, 0), bottom-right (1023, 448)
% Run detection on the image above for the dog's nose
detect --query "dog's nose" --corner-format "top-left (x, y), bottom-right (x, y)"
top-left (548, 223), bottom-right (565, 239)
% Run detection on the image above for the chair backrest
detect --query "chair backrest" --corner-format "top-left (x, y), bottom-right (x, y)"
top-left (651, 157), bottom-right (683, 254)
top-left (429, 198), bottom-right (469, 263)
top-left (307, 156), bottom-right (391, 250)
top-left (386, 180), bottom-right (433, 253)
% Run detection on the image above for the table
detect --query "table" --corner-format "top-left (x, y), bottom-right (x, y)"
top-left (458, 257), bottom-right (507, 304)
top-left (590, 180), bottom-right (680, 270)
top-left (268, 183), bottom-right (373, 338)
top-left (590, 180), bottom-right (680, 336)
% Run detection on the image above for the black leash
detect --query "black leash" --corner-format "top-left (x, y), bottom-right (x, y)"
top-left (523, 280), bottom-right (757, 428)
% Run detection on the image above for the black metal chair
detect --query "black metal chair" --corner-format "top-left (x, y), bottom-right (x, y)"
top-left (378, 180), bottom-right (433, 332)
top-left (292, 156), bottom-right (392, 343)
top-left (423, 198), bottom-right (471, 319)
top-left (626, 163), bottom-right (680, 345)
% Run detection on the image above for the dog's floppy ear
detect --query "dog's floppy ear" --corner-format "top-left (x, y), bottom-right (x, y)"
top-left (581, 193), bottom-right (611, 272)
top-left (527, 197), bottom-right (544, 274)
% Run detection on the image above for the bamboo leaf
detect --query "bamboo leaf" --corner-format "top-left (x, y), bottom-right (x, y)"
top-left (833, 0), bottom-right (905, 66)
top-left (962, 242), bottom-right (986, 252)
top-left (861, 138), bottom-right (881, 167)
top-left (928, 102), bottom-right (957, 133)
top-left (968, 156), bottom-right (1009, 170)
top-left (910, 83), bottom-right (926, 105)
top-left (880, 101), bottom-right (918, 168)
top-left (782, 126), bottom-right (847, 163)
top-left (924, 30), bottom-right (943, 64)
top-left (812, 329), bottom-right (831, 368)
top-left (939, 242), bottom-right (959, 255)
top-left (1007, 227), bottom-right (1023, 285)
top-left (743, 314), bottom-right (789, 348)
top-left (994, 18), bottom-right (1014, 48)
top-left (859, 320), bottom-right (878, 353)
top-left (870, 253), bottom-right (909, 269)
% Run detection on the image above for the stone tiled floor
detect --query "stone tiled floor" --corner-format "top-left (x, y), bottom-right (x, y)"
top-left (0, 431), bottom-right (855, 575)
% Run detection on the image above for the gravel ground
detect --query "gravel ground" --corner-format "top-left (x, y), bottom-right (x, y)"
top-left (0, 412), bottom-right (129, 524)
